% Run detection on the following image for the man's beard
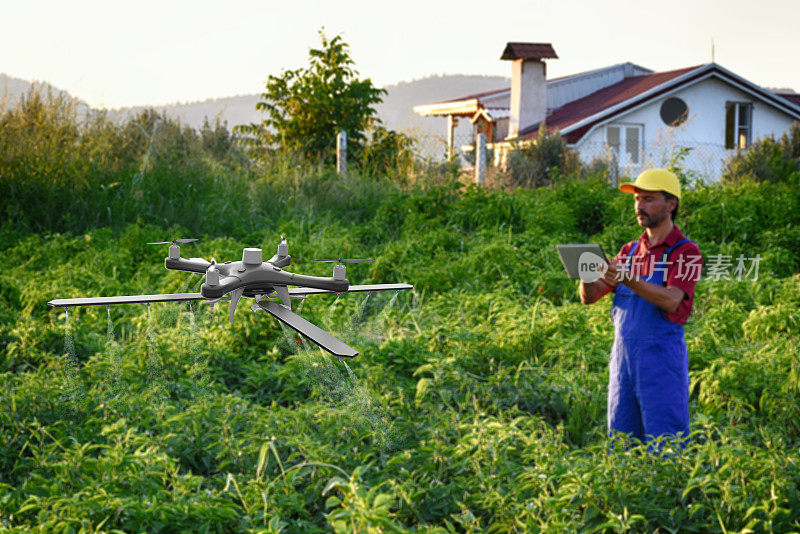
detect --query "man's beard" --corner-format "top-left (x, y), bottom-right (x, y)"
top-left (637, 208), bottom-right (667, 228)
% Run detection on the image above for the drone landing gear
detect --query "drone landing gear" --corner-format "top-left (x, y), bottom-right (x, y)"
top-left (251, 301), bottom-right (358, 359)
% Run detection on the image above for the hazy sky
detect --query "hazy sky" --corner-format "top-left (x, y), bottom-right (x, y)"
top-left (3, 0), bottom-right (798, 108)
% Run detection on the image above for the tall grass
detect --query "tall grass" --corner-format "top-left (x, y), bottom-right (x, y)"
top-left (1, 90), bottom-right (799, 531)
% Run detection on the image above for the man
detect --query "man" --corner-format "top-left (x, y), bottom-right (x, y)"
top-left (581, 168), bottom-right (702, 446)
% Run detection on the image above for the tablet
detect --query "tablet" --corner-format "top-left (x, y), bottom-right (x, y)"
top-left (556, 244), bottom-right (608, 281)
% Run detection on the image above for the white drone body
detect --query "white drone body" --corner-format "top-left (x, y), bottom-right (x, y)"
top-left (48, 237), bottom-right (412, 358)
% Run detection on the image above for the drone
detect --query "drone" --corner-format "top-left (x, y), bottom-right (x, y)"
top-left (47, 237), bottom-right (412, 358)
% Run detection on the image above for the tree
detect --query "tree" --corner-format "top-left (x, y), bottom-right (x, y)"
top-left (236, 30), bottom-right (386, 165)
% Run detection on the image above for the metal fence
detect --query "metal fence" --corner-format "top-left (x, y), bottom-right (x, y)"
top-left (410, 131), bottom-right (475, 164)
top-left (407, 131), bottom-right (735, 183)
top-left (576, 140), bottom-right (733, 183)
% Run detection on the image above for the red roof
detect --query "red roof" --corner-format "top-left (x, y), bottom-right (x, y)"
top-left (519, 65), bottom-right (704, 143)
top-left (776, 92), bottom-right (800, 108)
top-left (501, 43), bottom-right (558, 61)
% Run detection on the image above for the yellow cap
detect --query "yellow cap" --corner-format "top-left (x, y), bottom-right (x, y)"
top-left (619, 168), bottom-right (681, 200)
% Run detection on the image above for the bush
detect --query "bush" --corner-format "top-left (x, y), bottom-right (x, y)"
top-left (723, 121), bottom-right (800, 184)
top-left (502, 126), bottom-right (580, 189)
top-left (359, 126), bottom-right (415, 179)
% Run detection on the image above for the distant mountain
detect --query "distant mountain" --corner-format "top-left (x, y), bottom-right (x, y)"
top-left (109, 74), bottom-right (510, 139)
top-left (0, 74), bottom-right (91, 116)
top-left (110, 94), bottom-right (261, 130)
top-left (1, 73), bottom-right (509, 140)
top-left (377, 74), bottom-right (509, 133)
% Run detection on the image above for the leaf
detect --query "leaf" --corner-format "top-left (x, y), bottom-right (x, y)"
top-left (415, 377), bottom-right (432, 403)
top-left (413, 363), bottom-right (435, 377)
top-left (323, 476), bottom-right (348, 496)
top-left (372, 493), bottom-right (394, 510)
top-left (256, 441), bottom-right (270, 481)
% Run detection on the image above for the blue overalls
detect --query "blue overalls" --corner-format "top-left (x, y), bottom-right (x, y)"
top-left (608, 238), bottom-right (692, 445)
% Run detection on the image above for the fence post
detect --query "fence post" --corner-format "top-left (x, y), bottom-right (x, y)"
top-left (475, 133), bottom-right (487, 184)
top-left (447, 116), bottom-right (456, 160)
top-left (336, 131), bottom-right (347, 175)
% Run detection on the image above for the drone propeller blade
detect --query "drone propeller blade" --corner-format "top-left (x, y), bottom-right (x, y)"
top-left (310, 258), bottom-right (373, 263)
top-left (147, 238), bottom-right (199, 245)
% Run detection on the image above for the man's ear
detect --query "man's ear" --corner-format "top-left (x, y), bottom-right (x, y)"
top-left (668, 197), bottom-right (678, 213)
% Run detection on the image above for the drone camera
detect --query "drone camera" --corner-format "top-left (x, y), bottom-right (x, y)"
top-left (242, 248), bottom-right (263, 265)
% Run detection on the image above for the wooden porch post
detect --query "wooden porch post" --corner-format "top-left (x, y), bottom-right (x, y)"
top-left (447, 115), bottom-right (456, 160)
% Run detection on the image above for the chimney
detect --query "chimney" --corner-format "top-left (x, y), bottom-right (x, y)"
top-left (501, 42), bottom-right (558, 138)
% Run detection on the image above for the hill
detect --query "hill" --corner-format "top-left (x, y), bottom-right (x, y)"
top-left (1, 74), bottom-right (92, 117)
top-left (1, 73), bottom-right (508, 138)
top-left (111, 74), bottom-right (509, 139)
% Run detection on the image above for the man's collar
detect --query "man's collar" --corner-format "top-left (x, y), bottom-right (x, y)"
top-left (639, 225), bottom-right (684, 250)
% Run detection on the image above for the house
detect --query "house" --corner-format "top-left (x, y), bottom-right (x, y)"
top-left (413, 42), bottom-right (800, 179)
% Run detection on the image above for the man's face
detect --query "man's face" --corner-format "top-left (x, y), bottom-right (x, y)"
top-left (633, 189), bottom-right (671, 228)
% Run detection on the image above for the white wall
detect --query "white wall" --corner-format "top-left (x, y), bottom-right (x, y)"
top-left (574, 75), bottom-right (798, 181)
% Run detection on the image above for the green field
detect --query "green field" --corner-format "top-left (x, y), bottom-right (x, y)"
top-left (2, 97), bottom-right (800, 532)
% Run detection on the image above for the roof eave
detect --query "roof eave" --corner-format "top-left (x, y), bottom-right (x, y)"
top-left (413, 99), bottom-right (480, 117)
top-left (559, 64), bottom-right (713, 138)
top-left (564, 63), bottom-right (800, 144)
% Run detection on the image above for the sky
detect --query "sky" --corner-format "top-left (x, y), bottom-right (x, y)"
top-left (2, 0), bottom-right (798, 109)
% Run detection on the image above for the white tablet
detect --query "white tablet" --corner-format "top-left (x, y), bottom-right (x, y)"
top-left (556, 244), bottom-right (608, 281)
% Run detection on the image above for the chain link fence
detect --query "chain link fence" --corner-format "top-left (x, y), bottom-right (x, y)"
top-left (408, 131), bottom-right (476, 165)
top-left (407, 129), bottom-right (735, 183)
top-left (576, 140), bottom-right (733, 183)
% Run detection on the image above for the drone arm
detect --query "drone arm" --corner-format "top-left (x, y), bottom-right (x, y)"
top-left (47, 293), bottom-right (214, 307)
top-left (287, 283), bottom-right (413, 296)
top-left (253, 300), bottom-right (358, 358)
top-left (165, 257), bottom-right (211, 274)
top-left (267, 254), bottom-right (291, 268)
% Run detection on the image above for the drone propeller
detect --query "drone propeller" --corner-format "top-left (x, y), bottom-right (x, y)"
top-left (311, 258), bottom-right (373, 264)
top-left (147, 238), bottom-right (199, 245)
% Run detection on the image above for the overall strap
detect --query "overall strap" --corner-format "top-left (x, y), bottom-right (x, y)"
top-left (659, 238), bottom-right (692, 285)
top-left (626, 241), bottom-right (640, 269)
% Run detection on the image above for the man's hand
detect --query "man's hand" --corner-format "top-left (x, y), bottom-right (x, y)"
top-left (581, 258), bottom-right (618, 304)
top-left (606, 260), bottom-right (685, 313)
top-left (602, 260), bottom-right (625, 287)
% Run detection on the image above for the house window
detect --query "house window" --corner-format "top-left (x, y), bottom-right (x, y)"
top-left (606, 124), bottom-right (643, 165)
top-left (725, 102), bottom-right (752, 149)
top-left (660, 97), bottom-right (689, 126)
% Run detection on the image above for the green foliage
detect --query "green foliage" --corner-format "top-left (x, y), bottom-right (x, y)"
top-left (723, 121), bottom-right (800, 184)
top-left (0, 90), bottom-right (248, 235)
top-left (1, 88), bottom-right (800, 531)
top-left (235, 30), bottom-right (385, 165)
top-left (360, 126), bottom-right (416, 179)
top-left (503, 125), bottom-right (580, 189)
